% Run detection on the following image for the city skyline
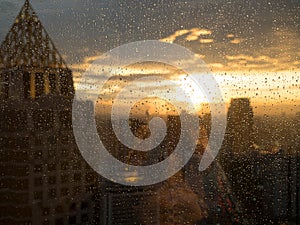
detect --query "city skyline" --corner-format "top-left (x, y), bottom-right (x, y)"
top-left (0, 3), bottom-right (246, 224)
top-left (0, 2), bottom-right (299, 224)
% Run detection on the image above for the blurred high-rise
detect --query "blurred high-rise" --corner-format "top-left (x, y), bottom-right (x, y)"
top-left (218, 98), bottom-right (259, 221)
top-left (224, 98), bottom-right (254, 155)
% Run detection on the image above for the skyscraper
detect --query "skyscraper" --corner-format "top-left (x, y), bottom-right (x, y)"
top-left (219, 98), bottom-right (260, 222)
top-left (224, 98), bottom-right (254, 155)
top-left (0, 1), bottom-right (98, 224)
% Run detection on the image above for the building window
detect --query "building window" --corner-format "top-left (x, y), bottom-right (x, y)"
top-left (72, 162), bottom-right (81, 170)
top-left (61, 188), bottom-right (69, 196)
top-left (34, 165), bottom-right (43, 173)
top-left (55, 218), bottom-right (64, 225)
top-left (34, 191), bottom-right (43, 200)
top-left (42, 220), bottom-right (50, 225)
top-left (48, 149), bottom-right (56, 158)
top-left (0, 110), bottom-right (27, 131)
top-left (33, 110), bottom-right (54, 130)
top-left (68, 216), bottom-right (76, 224)
top-left (73, 186), bottom-right (81, 195)
top-left (34, 136), bottom-right (43, 146)
top-left (49, 73), bottom-right (56, 92)
top-left (34, 150), bottom-right (43, 159)
top-left (74, 173), bottom-right (81, 181)
top-left (61, 175), bottom-right (69, 183)
top-left (61, 148), bottom-right (68, 157)
top-left (81, 214), bottom-right (89, 223)
top-left (34, 177), bottom-right (43, 187)
top-left (47, 163), bottom-right (56, 172)
top-left (55, 206), bottom-right (64, 214)
top-left (48, 176), bottom-right (56, 185)
top-left (48, 188), bottom-right (56, 199)
top-left (59, 110), bottom-right (72, 130)
top-left (85, 185), bottom-right (94, 192)
top-left (43, 208), bottom-right (50, 216)
top-left (59, 73), bottom-right (72, 96)
top-left (85, 173), bottom-right (95, 183)
top-left (18, 137), bottom-right (30, 148)
top-left (70, 203), bottom-right (77, 211)
top-left (48, 136), bottom-right (57, 145)
top-left (81, 202), bottom-right (89, 210)
top-left (23, 72), bottom-right (30, 99)
top-left (60, 135), bottom-right (68, 144)
top-left (1, 73), bottom-right (9, 99)
top-left (35, 73), bottom-right (44, 98)
top-left (61, 162), bottom-right (68, 170)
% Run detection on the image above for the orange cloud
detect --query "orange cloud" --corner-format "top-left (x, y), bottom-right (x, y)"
top-left (230, 38), bottom-right (244, 44)
top-left (160, 29), bottom-right (190, 43)
top-left (194, 53), bottom-right (205, 59)
top-left (208, 63), bottom-right (224, 69)
top-left (225, 54), bottom-right (254, 61)
top-left (160, 28), bottom-right (212, 43)
top-left (199, 39), bottom-right (214, 44)
top-left (226, 34), bottom-right (235, 38)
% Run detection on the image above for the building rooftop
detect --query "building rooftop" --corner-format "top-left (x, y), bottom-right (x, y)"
top-left (0, 0), bottom-right (67, 69)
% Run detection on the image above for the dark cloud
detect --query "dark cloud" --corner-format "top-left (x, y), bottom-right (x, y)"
top-left (0, 0), bottom-right (299, 68)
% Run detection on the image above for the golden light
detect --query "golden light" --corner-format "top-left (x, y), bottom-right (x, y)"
top-left (174, 74), bottom-right (208, 112)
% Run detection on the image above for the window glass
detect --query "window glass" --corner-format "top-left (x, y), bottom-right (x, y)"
top-left (0, 0), bottom-right (299, 224)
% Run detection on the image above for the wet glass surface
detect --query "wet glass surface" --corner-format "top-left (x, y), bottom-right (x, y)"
top-left (0, 0), bottom-right (299, 224)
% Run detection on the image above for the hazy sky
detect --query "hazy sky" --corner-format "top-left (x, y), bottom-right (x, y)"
top-left (0, 0), bottom-right (299, 114)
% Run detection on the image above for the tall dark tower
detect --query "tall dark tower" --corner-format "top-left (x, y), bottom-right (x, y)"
top-left (0, 1), bottom-right (98, 224)
top-left (224, 98), bottom-right (254, 155)
top-left (219, 98), bottom-right (260, 221)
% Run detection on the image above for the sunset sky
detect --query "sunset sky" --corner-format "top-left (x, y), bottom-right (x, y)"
top-left (0, 0), bottom-right (299, 115)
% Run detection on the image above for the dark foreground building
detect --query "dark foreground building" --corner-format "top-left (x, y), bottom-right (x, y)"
top-left (0, 1), bottom-right (99, 224)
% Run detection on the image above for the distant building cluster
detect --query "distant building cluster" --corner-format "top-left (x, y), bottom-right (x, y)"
top-left (218, 97), bottom-right (300, 224)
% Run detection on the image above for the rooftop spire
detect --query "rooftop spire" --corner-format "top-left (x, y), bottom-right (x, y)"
top-left (0, 0), bottom-right (67, 69)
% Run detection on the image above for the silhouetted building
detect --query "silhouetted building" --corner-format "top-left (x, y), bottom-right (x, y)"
top-left (98, 183), bottom-right (160, 225)
top-left (218, 98), bottom-right (299, 223)
top-left (254, 151), bottom-right (300, 223)
top-left (225, 98), bottom-right (254, 155)
top-left (217, 98), bottom-right (259, 221)
top-left (0, 1), bottom-right (98, 224)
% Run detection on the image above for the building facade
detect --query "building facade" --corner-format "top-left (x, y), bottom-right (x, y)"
top-left (225, 98), bottom-right (254, 155)
top-left (0, 1), bottom-right (98, 224)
